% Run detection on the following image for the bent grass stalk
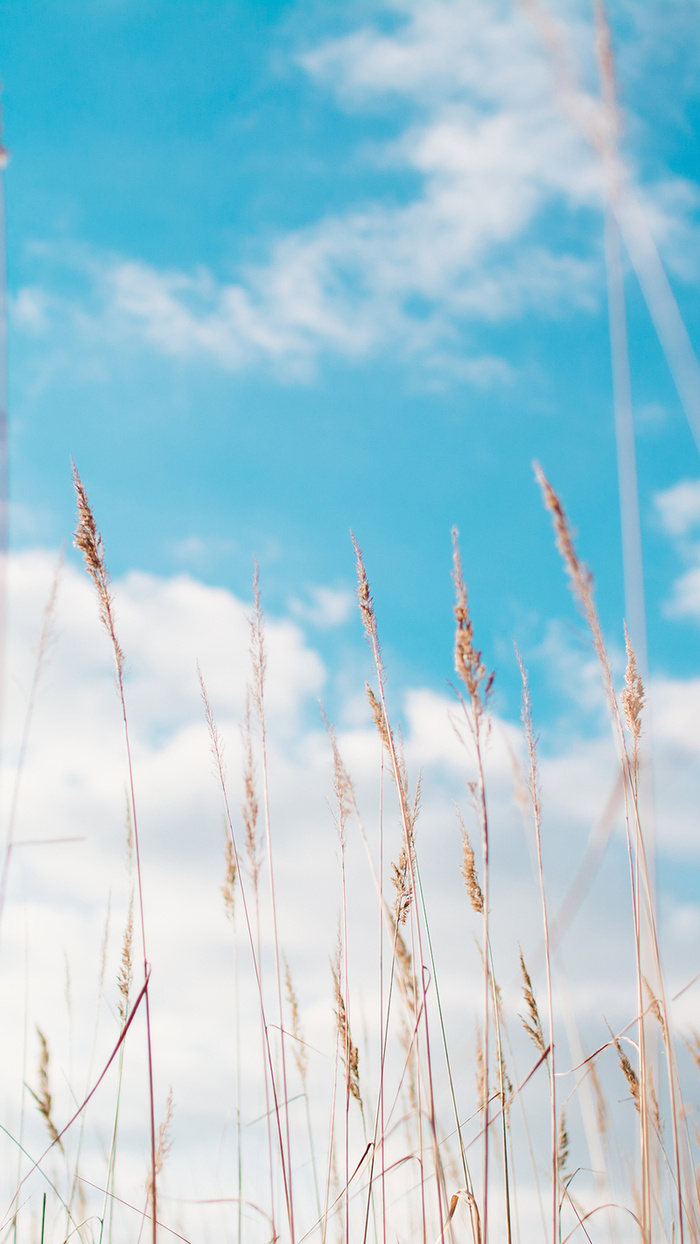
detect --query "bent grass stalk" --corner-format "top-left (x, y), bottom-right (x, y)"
top-left (451, 527), bottom-right (493, 1244)
top-left (72, 463), bottom-right (157, 1244)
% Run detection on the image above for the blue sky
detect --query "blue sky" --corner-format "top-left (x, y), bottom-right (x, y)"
top-left (4, 0), bottom-right (700, 723)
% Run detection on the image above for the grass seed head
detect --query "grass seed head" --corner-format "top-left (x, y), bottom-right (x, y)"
top-left (284, 957), bottom-right (308, 1082)
top-left (452, 528), bottom-right (493, 718)
top-left (222, 834), bottom-right (237, 921)
top-left (147, 1088), bottom-right (174, 1198)
top-left (557, 1107), bottom-right (569, 1172)
top-left (519, 951), bottom-right (546, 1055)
top-left (331, 947), bottom-right (362, 1110)
top-left (118, 893), bottom-right (134, 1024)
top-left (457, 805), bottom-right (484, 914)
top-left (72, 461), bottom-right (124, 677)
top-left (352, 531), bottom-right (378, 650)
top-left (612, 1033), bottom-right (640, 1113)
top-left (30, 1028), bottom-right (64, 1154)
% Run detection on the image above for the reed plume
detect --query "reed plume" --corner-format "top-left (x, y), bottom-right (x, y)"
top-left (331, 948), bottom-right (362, 1111)
top-left (519, 951), bottom-right (546, 1056)
top-left (117, 894), bottom-right (134, 1025)
top-left (457, 806), bottom-right (483, 915)
top-left (30, 1028), bottom-right (64, 1155)
top-left (72, 461), bottom-right (123, 677)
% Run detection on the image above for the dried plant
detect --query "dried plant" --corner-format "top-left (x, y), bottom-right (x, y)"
top-left (117, 894), bottom-right (134, 1025)
top-left (475, 1022), bottom-right (486, 1114)
top-left (457, 806), bottom-right (483, 915)
top-left (451, 528), bottom-right (493, 720)
top-left (237, 694), bottom-right (260, 887)
top-left (557, 1108), bottom-right (569, 1174)
top-left (222, 833), bottom-right (238, 921)
top-left (284, 957), bottom-right (307, 1083)
top-left (198, 663), bottom-right (226, 780)
top-left (146, 1089), bottom-right (174, 1199)
top-left (391, 839), bottom-right (413, 926)
top-left (611, 1030), bottom-right (640, 1113)
top-left (622, 622), bottom-right (645, 787)
top-left (365, 681), bottom-right (390, 752)
top-left (249, 560), bottom-right (267, 727)
top-left (29, 1028), bottom-right (64, 1155)
top-left (643, 976), bottom-right (667, 1047)
top-left (72, 462), bottom-right (124, 677)
top-left (331, 949), bottom-right (362, 1111)
top-left (352, 531), bottom-right (379, 652)
top-left (519, 952), bottom-right (546, 1056)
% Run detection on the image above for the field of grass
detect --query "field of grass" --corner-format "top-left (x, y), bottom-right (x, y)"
top-left (0, 456), bottom-right (693, 1244)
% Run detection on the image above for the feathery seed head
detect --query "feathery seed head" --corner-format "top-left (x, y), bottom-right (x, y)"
top-left (72, 461), bottom-right (124, 676)
top-left (457, 806), bottom-right (484, 914)
top-left (452, 529), bottom-right (493, 717)
top-left (351, 531), bottom-right (378, 649)
top-left (519, 951), bottom-right (546, 1055)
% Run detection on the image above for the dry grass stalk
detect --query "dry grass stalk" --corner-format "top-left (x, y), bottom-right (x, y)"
top-left (365, 681), bottom-right (390, 752)
top-left (146, 1088), bottom-right (174, 1199)
top-left (331, 949), bottom-right (362, 1111)
top-left (198, 664), bottom-right (226, 780)
top-left (392, 839), bottom-right (413, 926)
top-left (451, 529), bottom-right (493, 719)
top-left (534, 464), bottom-right (618, 710)
top-left (516, 647), bottom-right (559, 1244)
top-left (557, 1108), bottom-right (569, 1173)
top-left (351, 531), bottom-right (379, 652)
top-left (323, 711), bottom-right (354, 844)
top-left (457, 806), bottom-right (484, 915)
top-left (249, 560), bottom-right (267, 727)
top-left (475, 1022), bottom-right (486, 1114)
top-left (222, 834), bottom-right (237, 921)
top-left (124, 796), bottom-right (134, 877)
top-left (241, 695), bottom-right (260, 886)
top-left (452, 526), bottom-right (493, 1241)
top-left (498, 1047), bottom-right (513, 1125)
top-left (72, 462), bottom-right (124, 677)
top-left (612, 1032), bottom-right (640, 1113)
top-left (519, 952), bottom-right (546, 1055)
top-left (30, 1028), bottom-right (64, 1154)
top-left (117, 894), bottom-right (134, 1025)
top-left (643, 976), bottom-right (667, 1046)
top-left (622, 622), bottom-right (645, 788)
top-left (399, 1010), bottom-right (419, 1115)
top-left (284, 957), bottom-right (308, 1083)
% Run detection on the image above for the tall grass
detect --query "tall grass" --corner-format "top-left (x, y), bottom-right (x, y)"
top-left (0, 459), bottom-right (694, 1242)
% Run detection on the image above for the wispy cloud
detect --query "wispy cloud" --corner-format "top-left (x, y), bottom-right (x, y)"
top-left (654, 478), bottom-right (700, 621)
top-left (12, 1), bottom-right (700, 384)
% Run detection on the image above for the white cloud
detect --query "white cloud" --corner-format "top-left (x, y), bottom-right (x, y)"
top-left (655, 478), bottom-right (700, 539)
top-left (288, 584), bottom-right (355, 628)
top-left (12, 287), bottom-right (49, 334)
top-left (14, 1), bottom-right (616, 381)
top-left (654, 478), bottom-right (700, 620)
top-left (15, 3), bottom-right (700, 388)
